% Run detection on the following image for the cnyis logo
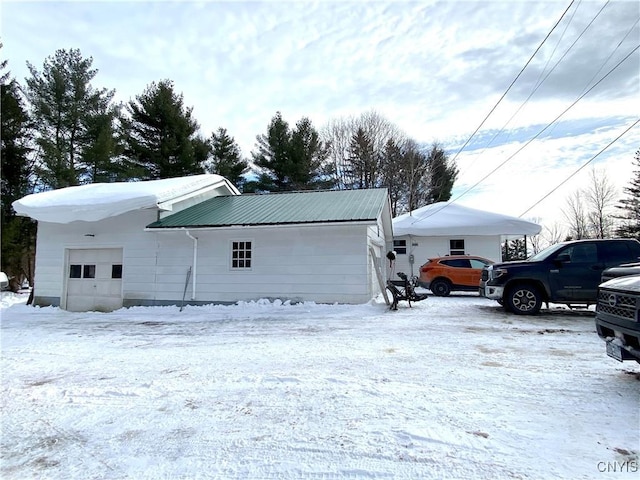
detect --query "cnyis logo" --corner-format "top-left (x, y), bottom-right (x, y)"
top-left (597, 460), bottom-right (638, 473)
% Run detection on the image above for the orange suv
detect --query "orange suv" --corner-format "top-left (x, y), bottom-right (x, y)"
top-left (419, 255), bottom-right (494, 296)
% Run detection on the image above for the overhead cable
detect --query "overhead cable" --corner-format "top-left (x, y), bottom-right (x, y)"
top-left (448, 0), bottom-right (575, 167)
top-left (460, 0), bottom-right (602, 174)
top-left (411, 42), bottom-right (639, 225)
top-left (519, 118), bottom-right (640, 218)
top-left (446, 44), bottom-right (639, 206)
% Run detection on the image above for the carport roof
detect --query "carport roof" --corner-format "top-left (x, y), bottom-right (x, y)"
top-left (146, 188), bottom-right (389, 228)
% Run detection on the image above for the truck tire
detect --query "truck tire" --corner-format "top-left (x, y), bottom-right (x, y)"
top-left (431, 279), bottom-right (452, 297)
top-left (506, 283), bottom-right (542, 315)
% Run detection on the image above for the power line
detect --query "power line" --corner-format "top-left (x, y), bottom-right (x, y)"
top-left (448, 0), bottom-right (575, 167)
top-left (519, 118), bottom-right (640, 218)
top-left (411, 42), bottom-right (640, 226)
top-left (447, 44), bottom-right (639, 207)
top-left (407, 1), bottom-right (576, 225)
top-left (457, 0), bottom-right (600, 176)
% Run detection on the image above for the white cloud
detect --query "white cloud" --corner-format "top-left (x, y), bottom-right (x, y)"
top-left (3, 0), bottom-right (638, 229)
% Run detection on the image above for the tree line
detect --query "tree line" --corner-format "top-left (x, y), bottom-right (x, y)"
top-left (502, 158), bottom-right (640, 260)
top-left (3, 47), bottom-right (638, 286)
top-left (1, 47), bottom-right (459, 288)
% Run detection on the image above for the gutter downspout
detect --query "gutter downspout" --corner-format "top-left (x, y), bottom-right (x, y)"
top-left (186, 230), bottom-right (197, 300)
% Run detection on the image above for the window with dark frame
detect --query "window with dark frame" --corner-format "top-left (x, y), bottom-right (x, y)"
top-left (449, 239), bottom-right (465, 255)
top-left (83, 264), bottom-right (96, 279)
top-left (69, 264), bottom-right (82, 278)
top-left (393, 239), bottom-right (407, 255)
top-left (112, 264), bottom-right (123, 279)
top-left (232, 241), bottom-right (252, 269)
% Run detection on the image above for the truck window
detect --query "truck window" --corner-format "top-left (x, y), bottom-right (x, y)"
top-left (599, 241), bottom-right (637, 264)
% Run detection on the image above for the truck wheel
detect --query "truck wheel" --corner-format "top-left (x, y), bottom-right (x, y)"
top-left (431, 279), bottom-right (452, 297)
top-left (506, 284), bottom-right (542, 315)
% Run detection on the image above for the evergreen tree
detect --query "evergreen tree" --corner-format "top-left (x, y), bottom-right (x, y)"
top-left (123, 79), bottom-right (205, 179)
top-left (252, 112), bottom-right (333, 192)
top-left (252, 112), bottom-right (292, 191)
top-left (25, 48), bottom-right (119, 188)
top-left (424, 144), bottom-right (458, 204)
top-left (207, 127), bottom-right (248, 189)
top-left (502, 238), bottom-right (528, 261)
top-left (1, 73), bottom-right (37, 290)
top-left (347, 128), bottom-right (378, 189)
top-left (83, 106), bottom-right (126, 182)
top-left (289, 117), bottom-right (334, 190)
top-left (322, 110), bottom-right (402, 191)
top-left (379, 139), bottom-right (404, 216)
top-left (0, 42), bottom-right (9, 84)
top-left (615, 150), bottom-right (640, 239)
top-left (402, 142), bottom-right (430, 213)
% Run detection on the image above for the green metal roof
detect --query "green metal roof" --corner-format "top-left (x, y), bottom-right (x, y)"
top-left (147, 188), bottom-right (389, 229)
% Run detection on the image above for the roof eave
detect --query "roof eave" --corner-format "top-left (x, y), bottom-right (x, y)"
top-left (145, 219), bottom-right (378, 231)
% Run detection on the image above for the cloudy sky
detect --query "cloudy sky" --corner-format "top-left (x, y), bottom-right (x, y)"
top-left (2, 0), bottom-right (639, 231)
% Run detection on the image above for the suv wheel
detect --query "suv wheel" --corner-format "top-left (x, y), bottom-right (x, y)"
top-left (431, 279), bottom-right (452, 297)
top-left (506, 284), bottom-right (542, 315)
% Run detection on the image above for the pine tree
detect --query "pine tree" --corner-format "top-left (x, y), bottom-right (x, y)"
top-left (25, 48), bottom-right (119, 188)
top-left (615, 150), bottom-right (640, 239)
top-left (1, 75), bottom-right (37, 290)
top-left (83, 106), bottom-right (126, 182)
top-left (207, 127), bottom-right (248, 189)
top-left (402, 143), bottom-right (430, 212)
top-left (502, 239), bottom-right (528, 261)
top-left (289, 117), bottom-right (334, 190)
top-left (347, 128), bottom-right (378, 189)
top-left (379, 139), bottom-right (404, 216)
top-left (252, 112), bottom-right (292, 191)
top-left (425, 144), bottom-right (458, 204)
top-left (0, 42), bottom-right (9, 84)
top-left (123, 79), bottom-right (205, 179)
top-left (252, 112), bottom-right (333, 192)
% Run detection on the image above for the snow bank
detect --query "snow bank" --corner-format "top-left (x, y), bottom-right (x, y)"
top-left (0, 292), bottom-right (29, 309)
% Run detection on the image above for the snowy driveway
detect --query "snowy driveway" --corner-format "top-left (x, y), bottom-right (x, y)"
top-left (1, 295), bottom-right (638, 479)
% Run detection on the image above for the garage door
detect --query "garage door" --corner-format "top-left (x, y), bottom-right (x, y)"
top-left (66, 248), bottom-right (123, 312)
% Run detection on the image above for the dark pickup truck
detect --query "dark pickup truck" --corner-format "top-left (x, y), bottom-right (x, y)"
top-left (595, 274), bottom-right (640, 363)
top-left (479, 239), bottom-right (640, 315)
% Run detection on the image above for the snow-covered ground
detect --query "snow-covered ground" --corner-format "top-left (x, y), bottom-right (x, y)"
top-left (1, 292), bottom-right (638, 479)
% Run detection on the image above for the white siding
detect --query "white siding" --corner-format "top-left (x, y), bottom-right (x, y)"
top-left (33, 210), bottom-right (159, 306)
top-left (154, 224), bottom-right (373, 304)
top-left (392, 235), bottom-right (503, 277)
top-left (32, 211), bottom-right (387, 308)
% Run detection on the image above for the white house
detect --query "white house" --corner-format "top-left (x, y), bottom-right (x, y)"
top-left (13, 175), bottom-right (393, 311)
top-left (391, 202), bottom-right (541, 277)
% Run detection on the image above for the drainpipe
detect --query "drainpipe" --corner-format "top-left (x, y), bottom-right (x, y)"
top-left (185, 230), bottom-right (197, 300)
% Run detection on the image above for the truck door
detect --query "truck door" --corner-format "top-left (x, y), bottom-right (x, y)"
top-left (548, 242), bottom-right (600, 301)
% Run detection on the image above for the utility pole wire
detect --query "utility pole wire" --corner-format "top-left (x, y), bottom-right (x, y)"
top-left (519, 118), bottom-right (640, 218)
top-left (449, 0), bottom-right (575, 167)
top-left (448, 44), bottom-right (639, 206)
top-left (410, 42), bottom-right (639, 226)
top-left (460, 0), bottom-right (608, 176)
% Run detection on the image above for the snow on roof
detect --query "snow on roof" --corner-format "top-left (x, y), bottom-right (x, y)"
top-left (12, 174), bottom-right (239, 224)
top-left (393, 202), bottom-right (541, 237)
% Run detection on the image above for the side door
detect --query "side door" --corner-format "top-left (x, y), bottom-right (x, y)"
top-left (548, 242), bottom-right (600, 301)
top-left (441, 258), bottom-right (473, 287)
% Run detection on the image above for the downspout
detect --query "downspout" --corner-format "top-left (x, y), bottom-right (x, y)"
top-left (185, 230), bottom-right (197, 300)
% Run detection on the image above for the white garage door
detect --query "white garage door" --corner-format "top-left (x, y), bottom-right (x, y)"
top-left (66, 248), bottom-right (123, 312)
